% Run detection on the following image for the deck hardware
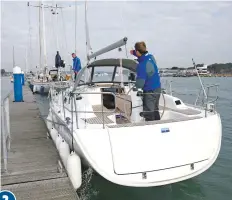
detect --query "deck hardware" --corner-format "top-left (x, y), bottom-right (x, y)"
top-left (190, 163), bottom-right (194, 170)
top-left (142, 172), bottom-right (147, 179)
top-left (65, 117), bottom-right (71, 125)
top-left (76, 95), bottom-right (82, 100)
top-left (57, 160), bottom-right (63, 173)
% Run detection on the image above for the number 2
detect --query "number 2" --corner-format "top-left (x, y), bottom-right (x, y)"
top-left (3, 195), bottom-right (9, 200)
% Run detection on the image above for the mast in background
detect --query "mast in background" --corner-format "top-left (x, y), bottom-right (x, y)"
top-left (38, 1), bottom-right (42, 72)
top-left (27, 1), bottom-right (32, 72)
top-left (41, 1), bottom-right (48, 75)
top-left (75, 0), bottom-right (77, 54)
top-left (12, 46), bottom-right (15, 68)
top-left (85, 0), bottom-right (93, 64)
top-left (25, 48), bottom-right (28, 73)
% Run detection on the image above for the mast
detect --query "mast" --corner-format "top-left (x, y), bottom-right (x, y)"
top-left (55, 4), bottom-right (59, 51)
top-left (27, 1), bottom-right (32, 72)
top-left (12, 46), bottom-right (15, 68)
top-left (75, 0), bottom-right (77, 54)
top-left (25, 48), bottom-right (28, 73)
top-left (61, 8), bottom-right (68, 66)
top-left (41, 1), bottom-right (48, 74)
top-left (85, 0), bottom-right (92, 63)
top-left (39, 1), bottom-right (42, 72)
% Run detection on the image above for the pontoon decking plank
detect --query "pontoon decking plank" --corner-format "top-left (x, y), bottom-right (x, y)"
top-left (1, 86), bottom-right (79, 200)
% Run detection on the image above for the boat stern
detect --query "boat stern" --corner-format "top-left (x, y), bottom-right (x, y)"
top-left (76, 113), bottom-right (222, 187)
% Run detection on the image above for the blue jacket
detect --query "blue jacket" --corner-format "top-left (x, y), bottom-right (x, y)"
top-left (135, 52), bottom-right (161, 91)
top-left (72, 56), bottom-right (81, 72)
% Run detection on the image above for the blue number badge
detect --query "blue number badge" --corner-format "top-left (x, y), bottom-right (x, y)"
top-left (0, 190), bottom-right (16, 200)
top-left (161, 128), bottom-right (170, 133)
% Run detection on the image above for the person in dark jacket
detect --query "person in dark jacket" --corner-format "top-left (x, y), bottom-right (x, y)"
top-left (55, 51), bottom-right (62, 68)
top-left (71, 53), bottom-right (82, 80)
top-left (130, 41), bottom-right (161, 121)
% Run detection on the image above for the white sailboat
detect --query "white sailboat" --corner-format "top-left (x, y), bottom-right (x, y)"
top-left (46, 1), bottom-right (222, 188)
top-left (28, 1), bottom-right (51, 94)
top-left (28, 1), bottom-right (70, 94)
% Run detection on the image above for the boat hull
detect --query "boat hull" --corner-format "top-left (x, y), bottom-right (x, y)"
top-left (29, 82), bottom-right (50, 94)
top-left (49, 106), bottom-right (222, 187)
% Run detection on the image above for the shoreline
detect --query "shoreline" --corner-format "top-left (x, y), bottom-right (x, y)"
top-left (162, 74), bottom-right (232, 78)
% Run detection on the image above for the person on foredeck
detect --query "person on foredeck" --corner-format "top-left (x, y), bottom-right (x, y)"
top-left (71, 53), bottom-right (82, 81)
top-left (55, 51), bottom-right (62, 68)
top-left (130, 41), bottom-right (161, 121)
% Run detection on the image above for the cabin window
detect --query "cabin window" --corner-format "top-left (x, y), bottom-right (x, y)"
top-left (92, 66), bottom-right (115, 82)
top-left (114, 67), bottom-right (130, 82)
top-left (81, 68), bottom-right (91, 83)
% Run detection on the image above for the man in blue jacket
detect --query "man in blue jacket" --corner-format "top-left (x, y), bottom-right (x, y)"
top-left (130, 41), bottom-right (161, 121)
top-left (71, 53), bottom-right (82, 80)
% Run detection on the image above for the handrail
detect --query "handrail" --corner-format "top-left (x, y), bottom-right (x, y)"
top-left (1, 91), bottom-right (12, 105)
top-left (64, 92), bottom-right (117, 113)
top-left (205, 84), bottom-right (219, 88)
top-left (164, 81), bottom-right (219, 117)
top-left (1, 92), bottom-right (11, 173)
top-left (51, 90), bottom-right (117, 129)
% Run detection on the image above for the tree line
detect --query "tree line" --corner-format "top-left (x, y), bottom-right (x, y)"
top-left (170, 63), bottom-right (232, 74)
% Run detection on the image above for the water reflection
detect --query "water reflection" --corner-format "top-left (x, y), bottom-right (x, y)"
top-left (89, 173), bottom-right (205, 200)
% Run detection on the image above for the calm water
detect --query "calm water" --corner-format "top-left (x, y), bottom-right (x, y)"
top-left (1, 77), bottom-right (232, 200)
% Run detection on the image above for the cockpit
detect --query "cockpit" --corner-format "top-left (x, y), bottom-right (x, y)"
top-left (70, 58), bottom-right (142, 124)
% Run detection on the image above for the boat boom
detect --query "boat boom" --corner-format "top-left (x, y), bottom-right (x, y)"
top-left (87, 37), bottom-right (128, 61)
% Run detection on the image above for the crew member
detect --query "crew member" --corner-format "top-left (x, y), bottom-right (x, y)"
top-left (55, 51), bottom-right (62, 68)
top-left (71, 53), bottom-right (82, 80)
top-left (130, 41), bottom-right (161, 121)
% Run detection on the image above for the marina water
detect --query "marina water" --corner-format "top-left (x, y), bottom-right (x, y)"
top-left (1, 77), bottom-right (232, 200)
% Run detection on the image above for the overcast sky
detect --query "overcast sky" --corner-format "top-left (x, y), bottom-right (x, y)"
top-left (1, 0), bottom-right (232, 72)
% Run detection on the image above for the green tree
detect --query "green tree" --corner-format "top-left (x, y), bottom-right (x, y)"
top-left (171, 66), bottom-right (179, 70)
top-left (208, 63), bottom-right (232, 74)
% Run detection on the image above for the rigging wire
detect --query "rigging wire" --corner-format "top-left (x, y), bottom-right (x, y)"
top-left (124, 44), bottom-right (128, 58)
top-left (119, 0), bottom-right (129, 84)
top-left (120, 0), bottom-right (128, 58)
top-left (27, 2), bottom-right (32, 72)
top-left (61, 8), bottom-right (68, 63)
top-left (75, 0), bottom-right (77, 54)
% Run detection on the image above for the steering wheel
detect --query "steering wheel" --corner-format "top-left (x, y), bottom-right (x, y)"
top-left (125, 83), bottom-right (166, 120)
top-left (125, 82), bottom-right (137, 95)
